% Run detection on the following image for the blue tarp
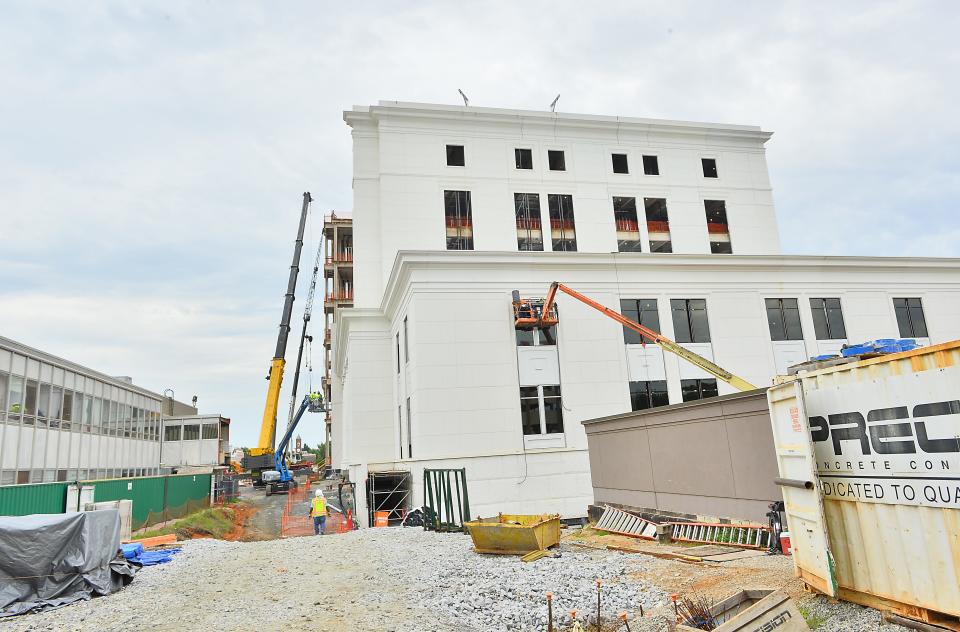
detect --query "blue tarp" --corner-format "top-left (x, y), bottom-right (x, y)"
top-left (120, 542), bottom-right (181, 566)
top-left (841, 338), bottom-right (921, 357)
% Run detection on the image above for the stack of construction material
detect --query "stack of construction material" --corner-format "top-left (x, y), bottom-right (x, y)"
top-left (0, 509), bottom-right (138, 617)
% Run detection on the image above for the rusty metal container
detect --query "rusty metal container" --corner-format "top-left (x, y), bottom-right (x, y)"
top-left (767, 340), bottom-right (960, 629)
top-left (464, 513), bottom-right (561, 555)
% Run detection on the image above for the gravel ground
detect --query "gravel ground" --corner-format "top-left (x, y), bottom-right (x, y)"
top-left (0, 525), bottom-right (915, 632)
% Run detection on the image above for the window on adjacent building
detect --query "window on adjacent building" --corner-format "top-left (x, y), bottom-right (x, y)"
top-left (443, 190), bottom-right (474, 250)
top-left (613, 197), bottom-right (642, 252)
top-left (893, 298), bottom-right (928, 338)
top-left (548, 150), bottom-right (566, 171)
top-left (202, 424), bottom-right (218, 440)
top-left (403, 316), bottom-right (410, 363)
top-left (765, 298), bottom-right (804, 341)
top-left (644, 198), bottom-right (672, 253)
top-left (702, 157), bottom-right (718, 178)
top-left (515, 193), bottom-right (544, 251)
top-left (547, 194), bottom-right (577, 251)
top-left (515, 148), bottom-right (533, 170)
top-left (629, 380), bottom-right (669, 411)
top-left (705, 200), bottom-right (732, 254)
top-left (620, 299), bottom-right (660, 344)
top-left (520, 385), bottom-right (564, 435)
top-left (611, 153), bottom-right (629, 174)
top-left (164, 425), bottom-right (181, 441)
top-left (810, 298), bottom-right (847, 340)
top-left (446, 144), bottom-right (465, 167)
top-left (183, 424), bottom-right (200, 440)
top-left (671, 299), bottom-right (711, 343)
top-left (642, 155), bottom-right (659, 176)
top-left (681, 378), bottom-right (719, 402)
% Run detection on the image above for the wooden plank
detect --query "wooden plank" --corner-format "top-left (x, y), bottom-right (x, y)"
top-left (700, 549), bottom-right (768, 563)
top-left (127, 533), bottom-right (178, 548)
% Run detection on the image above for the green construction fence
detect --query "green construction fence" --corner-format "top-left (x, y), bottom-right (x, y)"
top-left (0, 473), bottom-right (212, 531)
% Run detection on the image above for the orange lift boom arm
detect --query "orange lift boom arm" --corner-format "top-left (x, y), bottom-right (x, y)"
top-left (537, 282), bottom-right (757, 392)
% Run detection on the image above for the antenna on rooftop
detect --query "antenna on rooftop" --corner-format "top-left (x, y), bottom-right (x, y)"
top-left (458, 89), bottom-right (469, 107)
top-left (549, 94), bottom-right (560, 112)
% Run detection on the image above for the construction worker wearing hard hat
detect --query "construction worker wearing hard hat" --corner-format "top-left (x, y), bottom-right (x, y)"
top-left (310, 489), bottom-right (328, 535)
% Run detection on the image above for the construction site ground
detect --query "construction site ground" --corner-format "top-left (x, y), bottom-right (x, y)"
top-left (2, 513), bottom-right (915, 632)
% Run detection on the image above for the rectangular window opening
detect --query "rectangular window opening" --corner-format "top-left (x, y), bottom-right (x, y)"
top-left (671, 299), bottom-right (711, 343)
top-left (765, 298), bottom-right (803, 341)
top-left (446, 144), bottom-right (465, 167)
top-left (644, 198), bottom-right (672, 253)
top-left (514, 193), bottom-right (544, 251)
top-left (620, 298), bottom-right (660, 344)
top-left (705, 200), bottom-right (732, 254)
top-left (642, 155), bottom-right (659, 176)
top-left (629, 380), bottom-right (669, 411)
top-left (613, 197), bottom-right (642, 252)
top-left (520, 385), bottom-right (564, 436)
top-left (611, 153), bottom-right (629, 174)
top-left (183, 424), bottom-right (200, 441)
top-left (547, 150), bottom-right (566, 171)
top-left (406, 397), bottom-right (412, 459)
top-left (403, 316), bottom-right (409, 363)
top-left (515, 148), bottom-right (533, 170)
top-left (164, 425), bottom-right (182, 442)
top-left (893, 298), bottom-right (928, 338)
top-left (681, 378), bottom-right (719, 402)
top-left (547, 194), bottom-right (577, 251)
top-left (810, 298), bottom-right (847, 340)
top-left (443, 190), bottom-right (474, 250)
top-left (702, 158), bottom-right (718, 178)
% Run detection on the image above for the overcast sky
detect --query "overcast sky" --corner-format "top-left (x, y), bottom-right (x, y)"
top-left (2, 2), bottom-right (958, 449)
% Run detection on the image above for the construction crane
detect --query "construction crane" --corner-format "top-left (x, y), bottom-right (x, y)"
top-left (245, 192), bottom-right (312, 483)
top-left (512, 282), bottom-right (757, 392)
top-left (262, 393), bottom-right (325, 496)
top-left (284, 239), bottom-right (323, 434)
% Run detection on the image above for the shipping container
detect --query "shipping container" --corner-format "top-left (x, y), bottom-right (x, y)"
top-left (767, 340), bottom-right (960, 630)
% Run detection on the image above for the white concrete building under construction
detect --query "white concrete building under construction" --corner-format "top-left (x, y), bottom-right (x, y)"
top-left (330, 101), bottom-right (960, 526)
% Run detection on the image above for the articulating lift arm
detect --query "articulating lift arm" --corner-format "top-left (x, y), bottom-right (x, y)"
top-left (250, 192), bottom-right (313, 459)
top-left (529, 282), bottom-right (757, 392)
top-left (273, 394), bottom-right (325, 483)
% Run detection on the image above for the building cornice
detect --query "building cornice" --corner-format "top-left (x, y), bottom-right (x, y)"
top-left (332, 309), bottom-right (390, 375)
top-left (380, 250), bottom-right (960, 318)
top-left (344, 101), bottom-right (773, 143)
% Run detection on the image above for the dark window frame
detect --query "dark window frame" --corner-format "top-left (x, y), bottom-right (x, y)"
top-left (671, 299), bottom-right (711, 343)
top-left (611, 153), bottom-right (629, 174)
top-left (547, 193), bottom-right (577, 252)
top-left (520, 384), bottom-right (564, 436)
top-left (620, 298), bottom-right (660, 344)
top-left (701, 157), bottom-right (718, 178)
top-left (893, 297), bottom-right (928, 338)
top-left (681, 378), bottom-right (719, 402)
top-left (515, 148), bottom-right (533, 170)
top-left (642, 154), bottom-right (659, 176)
top-left (613, 196), bottom-right (642, 253)
top-left (445, 144), bottom-right (465, 167)
top-left (629, 380), bottom-right (669, 411)
top-left (765, 298), bottom-right (804, 341)
top-left (514, 192), bottom-right (544, 251)
top-left (443, 189), bottom-right (474, 250)
top-left (403, 317), bottom-right (409, 364)
top-left (547, 150), bottom-right (566, 171)
top-left (810, 298), bottom-right (847, 340)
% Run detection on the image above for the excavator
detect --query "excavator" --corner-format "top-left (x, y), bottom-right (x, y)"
top-left (512, 282), bottom-right (757, 392)
top-left (245, 192), bottom-right (313, 487)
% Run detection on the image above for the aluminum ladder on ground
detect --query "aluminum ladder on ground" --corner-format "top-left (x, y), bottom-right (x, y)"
top-left (595, 505), bottom-right (659, 540)
top-left (668, 521), bottom-right (772, 549)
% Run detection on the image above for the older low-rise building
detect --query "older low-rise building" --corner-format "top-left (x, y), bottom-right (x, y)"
top-left (160, 415), bottom-right (230, 470)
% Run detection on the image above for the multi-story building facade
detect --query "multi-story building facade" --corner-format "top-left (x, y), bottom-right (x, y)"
top-left (322, 212), bottom-right (352, 467)
top-left (332, 102), bottom-right (960, 524)
top-left (0, 336), bottom-right (165, 485)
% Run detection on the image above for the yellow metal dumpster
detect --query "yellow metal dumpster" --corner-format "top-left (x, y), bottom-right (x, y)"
top-left (464, 513), bottom-right (561, 555)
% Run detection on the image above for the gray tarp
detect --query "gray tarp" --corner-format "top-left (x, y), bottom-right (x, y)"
top-left (0, 509), bottom-right (137, 617)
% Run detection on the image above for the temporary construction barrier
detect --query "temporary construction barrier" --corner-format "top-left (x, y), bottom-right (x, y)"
top-left (0, 473), bottom-right (212, 532)
top-left (768, 340), bottom-right (960, 630)
top-left (422, 468), bottom-right (470, 533)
